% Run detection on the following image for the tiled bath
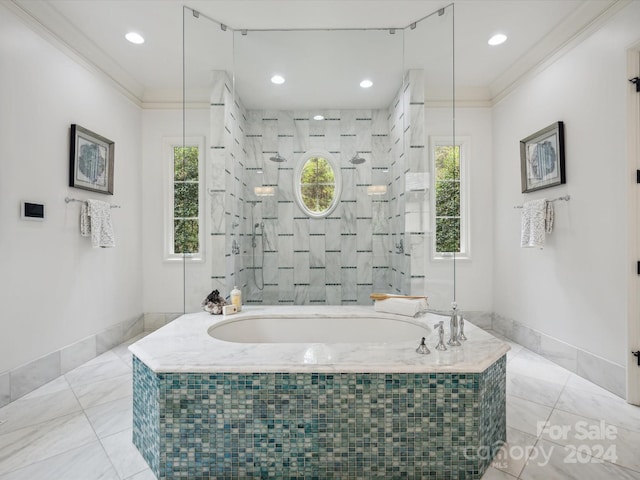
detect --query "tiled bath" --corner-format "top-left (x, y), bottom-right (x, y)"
top-left (132, 356), bottom-right (507, 479)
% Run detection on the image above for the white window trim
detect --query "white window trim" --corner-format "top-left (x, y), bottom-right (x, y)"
top-left (163, 136), bottom-right (206, 263)
top-left (430, 136), bottom-right (471, 261)
top-left (293, 149), bottom-right (342, 218)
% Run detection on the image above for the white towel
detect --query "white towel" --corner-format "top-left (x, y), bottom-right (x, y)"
top-left (80, 202), bottom-right (91, 237)
top-left (374, 298), bottom-right (428, 317)
top-left (87, 199), bottom-right (115, 248)
top-left (520, 199), bottom-right (553, 249)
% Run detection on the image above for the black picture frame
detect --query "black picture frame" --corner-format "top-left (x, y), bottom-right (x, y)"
top-left (69, 124), bottom-right (114, 195)
top-left (520, 121), bottom-right (565, 193)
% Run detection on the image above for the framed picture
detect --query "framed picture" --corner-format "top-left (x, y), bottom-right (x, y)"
top-left (520, 121), bottom-right (565, 193)
top-left (69, 124), bottom-right (114, 194)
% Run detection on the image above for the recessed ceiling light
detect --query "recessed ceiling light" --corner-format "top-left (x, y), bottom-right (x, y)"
top-left (313, 114), bottom-right (324, 121)
top-left (125, 32), bottom-right (145, 45)
top-left (271, 74), bottom-right (285, 85)
top-left (488, 33), bottom-right (507, 46)
top-left (360, 79), bottom-right (373, 89)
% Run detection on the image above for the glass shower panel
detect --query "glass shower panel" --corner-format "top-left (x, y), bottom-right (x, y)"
top-left (404, 5), bottom-right (456, 312)
top-left (232, 28), bottom-right (404, 305)
top-left (182, 8), bottom-right (233, 312)
top-left (181, 6), bottom-right (455, 311)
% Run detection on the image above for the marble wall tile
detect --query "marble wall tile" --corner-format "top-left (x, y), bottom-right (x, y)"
top-left (309, 270), bottom-right (326, 302)
top-left (294, 285), bottom-right (310, 305)
top-left (325, 119), bottom-right (341, 152)
top-left (355, 120), bottom-right (372, 153)
top-left (208, 150), bottom-right (226, 190)
top-left (210, 106), bottom-right (225, 148)
top-left (294, 119), bottom-right (309, 151)
top-left (511, 323), bottom-right (541, 354)
top-left (326, 285), bottom-right (342, 305)
top-left (538, 335), bottom-right (578, 373)
top-left (277, 111), bottom-right (295, 136)
top-left (372, 110), bottom-right (388, 135)
top-left (325, 252), bottom-right (341, 284)
top-left (325, 219), bottom-right (341, 251)
top-left (277, 136), bottom-right (294, 161)
top-left (372, 267), bottom-right (388, 291)
top-left (340, 202), bottom-right (356, 233)
top-left (96, 324), bottom-right (124, 356)
top-left (492, 314), bottom-right (514, 338)
top-left (261, 120), bottom-right (278, 152)
top-left (410, 106), bottom-right (425, 147)
top-left (341, 268), bottom-right (357, 301)
top-left (60, 336), bottom-right (97, 374)
top-left (340, 236), bottom-right (356, 268)
top-left (340, 134), bottom-right (357, 162)
top-left (409, 234), bottom-right (426, 277)
top-left (243, 136), bottom-right (261, 169)
top-left (209, 193), bottom-right (225, 234)
top-left (10, 352), bottom-right (61, 401)
top-left (278, 269), bottom-right (294, 301)
top-left (463, 311), bottom-right (493, 330)
top-left (356, 253), bottom-right (373, 284)
top-left (339, 111), bottom-right (357, 135)
top-left (356, 219), bottom-right (373, 251)
top-left (143, 313), bottom-right (168, 332)
top-left (576, 350), bottom-right (625, 398)
top-left (277, 235), bottom-right (294, 267)
top-left (293, 252), bottom-right (310, 284)
top-left (309, 236), bottom-right (325, 268)
top-left (340, 168), bottom-right (355, 201)
top-left (371, 135), bottom-right (389, 168)
top-left (0, 372), bottom-right (9, 408)
top-left (294, 217), bottom-right (310, 240)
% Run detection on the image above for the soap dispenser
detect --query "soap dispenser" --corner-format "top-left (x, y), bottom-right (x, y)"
top-left (231, 286), bottom-right (242, 312)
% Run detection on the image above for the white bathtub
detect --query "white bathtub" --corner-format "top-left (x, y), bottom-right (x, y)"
top-left (208, 313), bottom-right (430, 343)
top-left (130, 305), bottom-right (509, 373)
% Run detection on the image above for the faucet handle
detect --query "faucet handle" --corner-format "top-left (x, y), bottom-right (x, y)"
top-left (416, 337), bottom-right (430, 355)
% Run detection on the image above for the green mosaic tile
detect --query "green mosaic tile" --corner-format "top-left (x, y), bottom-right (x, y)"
top-left (132, 355), bottom-right (506, 479)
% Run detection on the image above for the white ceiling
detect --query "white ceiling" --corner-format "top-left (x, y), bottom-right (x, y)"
top-left (9, 0), bottom-right (623, 108)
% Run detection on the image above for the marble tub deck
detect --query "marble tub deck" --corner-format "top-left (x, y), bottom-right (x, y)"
top-left (130, 306), bottom-right (511, 479)
top-left (128, 306), bottom-right (510, 374)
top-left (1, 325), bottom-right (639, 479)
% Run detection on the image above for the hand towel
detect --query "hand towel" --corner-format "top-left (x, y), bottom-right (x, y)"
top-left (520, 199), bottom-right (553, 249)
top-left (87, 199), bottom-right (115, 248)
top-left (80, 202), bottom-right (91, 237)
top-left (374, 298), bottom-right (428, 317)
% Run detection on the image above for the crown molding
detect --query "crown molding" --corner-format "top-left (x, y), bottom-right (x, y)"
top-left (490, 0), bottom-right (630, 106)
top-left (7, 0), bottom-right (145, 107)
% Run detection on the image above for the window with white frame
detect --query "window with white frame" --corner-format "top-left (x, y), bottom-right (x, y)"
top-left (164, 137), bottom-right (205, 261)
top-left (431, 137), bottom-right (469, 259)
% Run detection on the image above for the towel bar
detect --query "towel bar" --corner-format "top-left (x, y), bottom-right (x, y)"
top-left (514, 195), bottom-right (570, 209)
top-left (65, 197), bottom-right (121, 208)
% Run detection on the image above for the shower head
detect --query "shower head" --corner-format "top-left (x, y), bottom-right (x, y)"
top-left (269, 152), bottom-right (286, 163)
top-left (349, 153), bottom-right (366, 165)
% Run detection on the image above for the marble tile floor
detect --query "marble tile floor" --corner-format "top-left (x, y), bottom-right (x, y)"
top-left (0, 331), bottom-right (639, 479)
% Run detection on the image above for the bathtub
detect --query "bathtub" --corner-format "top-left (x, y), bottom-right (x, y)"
top-left (131, 306), bottom-right (509, 479)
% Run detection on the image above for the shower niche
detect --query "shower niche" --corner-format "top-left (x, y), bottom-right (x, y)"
top-left (182, 7), bottom-right (455, 311)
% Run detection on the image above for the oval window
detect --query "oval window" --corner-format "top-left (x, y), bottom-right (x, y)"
top-left (294, 150), bottom-right (341, 218)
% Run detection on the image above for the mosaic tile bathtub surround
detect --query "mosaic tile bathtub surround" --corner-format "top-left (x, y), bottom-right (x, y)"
top-left (132, 355), bottom-right (506, 479)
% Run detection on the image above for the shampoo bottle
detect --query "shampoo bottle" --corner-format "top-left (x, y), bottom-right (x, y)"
top-left (231, 286), bottom-right (242, 312)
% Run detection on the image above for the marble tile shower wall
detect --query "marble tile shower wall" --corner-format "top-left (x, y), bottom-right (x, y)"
top-left (208, 70), bottom-right (427, 305)
top-left (240, 108), bottom-right (391, 305)
top-left (208, 72), bottom-right (246, 299)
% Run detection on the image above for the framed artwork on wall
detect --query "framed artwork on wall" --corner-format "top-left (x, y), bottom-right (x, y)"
top-left (69, 124), bottom-right (114, 194)
top-left (520, 121), bottom-right (565, 193)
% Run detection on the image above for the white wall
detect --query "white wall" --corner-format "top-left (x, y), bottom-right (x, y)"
top-left (141, 108), bottom-right (210, 313)
top-left (425, 107), bottom-right (494, 313)
top-left (0, 7), bottom-right (143, 372)
top-left (492, 1), bottom-right (640, 366)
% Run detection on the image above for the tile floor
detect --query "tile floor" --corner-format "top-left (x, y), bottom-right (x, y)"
top-left (0, 331), bottom-right (639, 479)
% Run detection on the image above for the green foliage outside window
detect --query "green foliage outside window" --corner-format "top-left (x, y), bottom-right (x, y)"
top-left (300, 157), bottom-right (335, 213)
top-left (173, 146), bottom-right (199, 254)
top-left (435, 145), bottom-right (461, 253)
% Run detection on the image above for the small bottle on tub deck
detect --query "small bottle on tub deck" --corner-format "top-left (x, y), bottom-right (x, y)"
top-left (230, 286), bottom-right (242, 311)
